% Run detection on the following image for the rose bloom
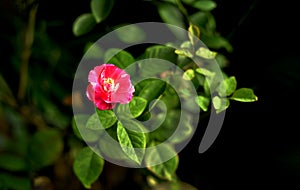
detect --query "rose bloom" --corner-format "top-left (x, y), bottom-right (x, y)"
top-left (86, 64), bottom-right (135, 110)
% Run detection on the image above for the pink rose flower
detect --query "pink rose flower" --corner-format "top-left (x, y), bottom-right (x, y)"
top-left (86, 64), bottom-right (135, 110)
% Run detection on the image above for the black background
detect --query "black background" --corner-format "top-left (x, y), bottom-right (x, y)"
top-left (1, 0), bottom-right (300, 189)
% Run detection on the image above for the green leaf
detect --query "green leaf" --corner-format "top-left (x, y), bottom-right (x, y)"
top-left (190, 12), bottom-right (208, 27)
top-left (72, 115), bottom-right (103, 142)
top-left (174, 49), bottom-right (193, 58)
top-left (230, 88), bottom-right (258, 102)
top-left (117, 121), bottom-right (146, 164)
top-left (144, 45), bottom-right (177, 63)
top-left (212, 96), bottom-right (230, 113)
top-left (145, 143), bottom-right (179, 181)
top-left (182, 69), bottom-right (195, 80)
top-left (195, 47), bottom-right (217, 59)
top-left (86, 110), bottom-right (117, 130)
top-left (158, 4), bottom-right (185, 29)
top-left (115, 24), bottom-right (146, 44)
top-left (84, 42), bottom-right (104, 59)
top-left (195, 67), bottom-right (215, 77)
top-left (196, 95), bottom-right (210, 111)
top-left (129, 97), bottom-right (148, 118)
top-left (73, 13), bottom-right (96, 36)
top-left (191, 0), bottom-right (217, 11)
top-left (91, 0), bottom-right (114, 23)
top-left (28, 129), bottom-right (63, 169)
top-left (73, 147), bottom-right (104, 189)
top-left (217, 76), bottom-right (237, 96)
top-left (0, 154), bottom-right (27, 172)
top-left (0, 173), bottom-right (31, 190)
top-left (104, 48), bottom-right (135, 69)
top-left (138, 79), bottom-right (166, 103)
top-left (202, 34), bottom-right (233, 52)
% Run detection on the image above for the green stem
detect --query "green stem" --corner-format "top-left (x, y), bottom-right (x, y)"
top-left (18, 4), bottom-right (38, 100)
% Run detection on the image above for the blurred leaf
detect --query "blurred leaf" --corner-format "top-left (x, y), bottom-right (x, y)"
top-left (91, 0), bottom-right (114, 23)
top-left (150, 110), bottom-right (180, 142)
top-left (0, 154), bottom-right (27, 172)
top-left (195, 47), bottom-right (217, 59)
top-left (117, 121), bottom-right (146, 164)
top-left (72, 115), bottom-right (103, 142)
top-left (195, 67), bottom-right (215, 77)
top-left (0, 173), bottom-right (31, 190)
top-left (230, 88), bottom-right (258, 102)
top-left (188, 24), bottom-right (200, 45)
top-left (190, 12), bottom-right (208, 27)
top-left (104, 48), bottom-right (135, 69)
top-left (73, 147), bottom-right (104, 189)
top-left (182, 69), bottom-right (195, 80)
top-left (129, 97), bottom-right (148, 118)
top-left (115, 24), bottom-right (146, 44)
top-left (191, 0), bottom-right (217, 11)
top-left (212, 96), bottom-right (229, 113)
top-left (158, 3), bottom-right (185, 28)
top-left (215, 53), bottom-right (229, 68)
top-left (196, 95), bottom-right (210, 111)
top-left (202, 34), bottom-right (233, 52)
top-left (73, 13), bottom-right (96, 36)
top-left (84, 42), bottom-right (104, 59)
top-left (145, 143), bottom-right (178, 181)
top-left (28, 129), bottom-right (64, 169)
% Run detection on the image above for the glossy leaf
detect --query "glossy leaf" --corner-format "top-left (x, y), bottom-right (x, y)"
top-left (138, 79), bottom-right (166, 103)
top-left (230, 88), bottom-right (258, 102)
top-left (196, 95), bottom-right (210, 111)
top-left (129, 97), bottom-right (148, 118)
top-left (73, 147), bottom-right (104, 189)
top-left (28, 129), bottom-right (63, 169)
top-left (219, 76), bottom-right (237, 96)
top-left (73, 13), bottom-right (96, 36)
top-left (145, 143), bottom-right (179, 181)
top-left (91, 0), bottom-right (114, 23)
top-left (86, 109), bottom-right (117, 130)
top-left (104, 48), bottom-right (135, 69)
top-left (117, 121), bottom-right (146, 164)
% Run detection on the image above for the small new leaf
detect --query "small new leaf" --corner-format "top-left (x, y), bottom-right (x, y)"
top-left (73, 13), bottom-right (96, 36)
top-left (230, 88), bottom-right (258, 102)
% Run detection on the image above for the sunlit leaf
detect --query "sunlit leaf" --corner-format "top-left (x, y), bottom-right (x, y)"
top-left (182, 69), bottom-right (195, 80)
top-left (195, 47), bottom-right (217, 59)
top-left (73, 147), bottom-right (104, 189)
top-left (196, 95), bottom-right (210, 111)
top-left (212, 96), bottom-right (230, 113)
top-left (117, 121), bottom-right (146, 164)
top-left (129, 97), bottom-right (148, 118)
top-left (230, 88), bottom-right (258, 102)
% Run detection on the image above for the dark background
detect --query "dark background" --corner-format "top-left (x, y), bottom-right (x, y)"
top-left (1, 0), bottom-right (300, 189)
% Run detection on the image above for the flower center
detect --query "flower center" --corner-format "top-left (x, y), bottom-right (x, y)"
top-left (102, 78), bottom-right (119, 92)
